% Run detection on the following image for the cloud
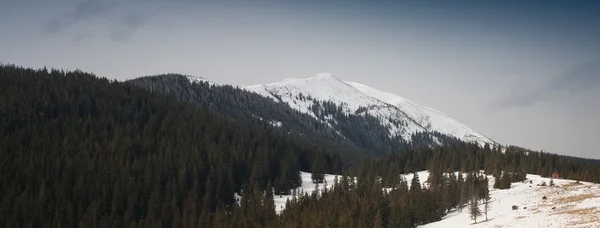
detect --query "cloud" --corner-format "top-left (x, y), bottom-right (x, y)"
top-left (45, 0), bottom-right (119, 33)
top-left (497, 60), bottom-right (600, 109)
top-left (109, 13), bottom-right (146, 42)
top-left (44, 0), bottom-right (153, 41)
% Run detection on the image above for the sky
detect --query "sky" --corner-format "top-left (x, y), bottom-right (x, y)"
top-left (2, 0), bottom-right (600, 158)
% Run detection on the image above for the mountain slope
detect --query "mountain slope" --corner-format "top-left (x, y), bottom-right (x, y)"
top-left (127, 73), bottom-right (373, 158)
top-left (345, 81), bottom-right (494, 146)
top-left (0, 65), bottom-right (342, 227)
top-left (245, 73), bottom-right (495, 147)
top-left (245, 73), bottom-right (424, 141)
top-left (270, 170), bottom-right (600, 227)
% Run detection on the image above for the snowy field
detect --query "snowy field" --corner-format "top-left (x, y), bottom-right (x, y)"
top-left (270, 171), bottom-right (428, 213)
top-left (422, 173), bottom-right (600, 228)
top-left (267, 171), bottom-right (600, 227)
top-left (272, 172), bottom-right (341, 213)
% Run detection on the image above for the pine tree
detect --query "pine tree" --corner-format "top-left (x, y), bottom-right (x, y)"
top-left (404, 159), bottom-right (413, 174)
top-left (373, 209), bottom-right (383, 228)
top-left (469, 196), bottom-right (481, 223)
top-left (263, 182), bottom-right (276, 222)
top-left (311, 152), bottom-right (327, 184)
top-left (446, 172), bottom-right (458, 210)
top-left (493, 171), bottom-right (501, 189)
top-left (410, 172), bottom-right (421, 194)
top-left (501, 172), bottom-right (512, 189)
top-left (483, 194), bottom-right (490, 222)
top-left (457, 172), bottom-right (467, 212)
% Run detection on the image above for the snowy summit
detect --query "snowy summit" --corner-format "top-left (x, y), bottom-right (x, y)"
top-left (245, 73), bottom-right (495, 147)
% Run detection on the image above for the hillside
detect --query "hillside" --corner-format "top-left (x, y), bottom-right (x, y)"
top-left (245, 73), bottom-right (495, 147)
top-left (269, 170), bottom-right (600, 227)
top-left (0, 65), bottom-right (340, 227)
top-left (129, 73), bottom-right (500, 156)
top-left (423, 173), bottom-right (600, 227)
top-left (129, 74), bottom-right (452, 156)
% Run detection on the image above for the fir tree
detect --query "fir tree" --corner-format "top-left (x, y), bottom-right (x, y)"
top-left (469, 196), bottom-right (481, 223)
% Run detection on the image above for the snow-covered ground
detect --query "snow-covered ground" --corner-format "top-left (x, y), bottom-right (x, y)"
top-left (272, 172), bottom-right (341, 213)
top-left (265, 171), bottom-right (600, 227)
top-left (271, 171), bottom-right (427, 214)
top-left (422, 174), bottom-right (600, 228)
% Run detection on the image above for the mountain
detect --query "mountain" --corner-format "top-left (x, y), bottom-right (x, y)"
top-left (0, 64), bottom-right (343, 227)
top-left (245, 73), bottom-right (495, 147)
top-left (127, 73), bottom-right (367, 159)
top-left (129, 73), bottom-right (451, 157)
top-left (129, 73), bottom-right (494, 156)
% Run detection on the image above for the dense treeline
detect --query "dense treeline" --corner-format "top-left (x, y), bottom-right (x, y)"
top-left (2, 64), bottom-right (600, 228)
top-left (372, 143), bottom-right (600, 185)
top-left (0, 64), bottom-right (341, 227)
top-left (278, 167), bottom-right (491, 228)
top-left (128, 74), bottom-right (365, 160)
top-left (274, 143), bottom-right (600, 227)
top-left (129, 74), bottom-right (457, 158)
top-left (310, 100), bottom-right (407, 155)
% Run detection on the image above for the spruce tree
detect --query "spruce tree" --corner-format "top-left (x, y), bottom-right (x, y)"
top-left (483, 194), bottom-right (490, 222)
top-left (469, 196), bottom-right (481, 223)
top-left (311, 157), bottom-right (326, 184)
top-left (410, 172), bottom-right (421, 194)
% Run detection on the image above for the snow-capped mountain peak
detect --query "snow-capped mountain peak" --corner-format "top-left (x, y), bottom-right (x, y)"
top-left (307, 72), bottom-right (337, 79)
top-left (259, 73), bottom-right (382, 108)
top-left (244, 74), bottom-right (495, 147)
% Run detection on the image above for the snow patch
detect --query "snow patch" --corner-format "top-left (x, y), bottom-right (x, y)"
top-left (269, 120), bottom-right (282, 128)
top-left (185, 75), bottom-right (217, 86)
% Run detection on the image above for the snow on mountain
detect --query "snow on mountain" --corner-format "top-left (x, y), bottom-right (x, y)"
top-left (245, 73), bottom-right (424, 140)
top-left (185, 75), bottom-right (217, 86)
top-left (244, 73), bottom-right (494, 146)
top-left (345, 81), bottom-right (495, 146)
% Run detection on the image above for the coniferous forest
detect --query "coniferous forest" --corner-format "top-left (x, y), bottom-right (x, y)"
top-left (2, 64), bottom-right (600, 227)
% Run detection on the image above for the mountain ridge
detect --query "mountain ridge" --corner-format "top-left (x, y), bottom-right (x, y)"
top-left (244, 73), bottom-right (496, 147)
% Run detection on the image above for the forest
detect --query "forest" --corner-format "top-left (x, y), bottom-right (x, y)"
top-left (1, 64), bottom-right (600, 227)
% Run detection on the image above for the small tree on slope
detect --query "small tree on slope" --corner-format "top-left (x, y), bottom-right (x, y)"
top-left (483, 195), bottom-right (491, 222)
top-left (469, 197), bottom-right (481, 223)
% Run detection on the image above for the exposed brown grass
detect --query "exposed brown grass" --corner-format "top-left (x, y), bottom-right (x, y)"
top-left (563, 208), bottom-right (600, 227)
top-left (544, 182), bottom-right (600, 227)
top-left (563, 181), bottom-right (584, 188)
top-left (555, 207), bottom-right (597, 216)
top-left (553, 193), bottom-right (598, 205)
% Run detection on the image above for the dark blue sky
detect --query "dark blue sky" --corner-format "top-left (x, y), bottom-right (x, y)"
top-left (2, 0), bottom-right (600, 158)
